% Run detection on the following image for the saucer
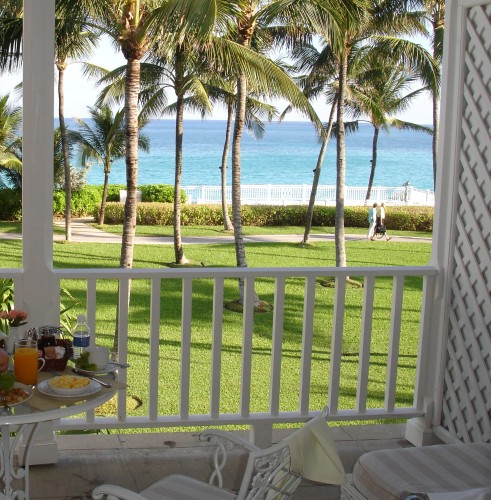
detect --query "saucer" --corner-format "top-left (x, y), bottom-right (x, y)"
top-left (69, 363), bottom-right (118, 376)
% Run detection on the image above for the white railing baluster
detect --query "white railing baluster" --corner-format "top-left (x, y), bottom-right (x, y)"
top-left (357, 275), bottom-right (376, 413)
top-left (329, 276), bottom-right (347, 416)
top-left (87, 277), bottom-right (96, 345)
top-left (117, 277), bottom-right (130, 422)
top-left (240, 276), bottom-right (255, 418)
top-left (270, 277), bottom-right (286, 416)
top-left (299, 276), bottom-right (316, 415)
top-left (149, 277), bottom-right (161, 421)
top-left (385, 275), bottom-right (405, 412)
top-left (180, 277), bottom-right (193, 419)
top-left (210, 277), bottom-right (225, 418)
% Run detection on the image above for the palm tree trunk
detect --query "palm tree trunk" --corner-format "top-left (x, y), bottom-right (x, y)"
top-left (232, 74), bottom-right (247, 269)
top-left (220, 104), bottom-right (234, 231)
top-left (335, 54), bottom-right (348, 268)
top-left (232, 73), bottom-right (260, 305)
top-left (58, 64), bottom-right (71, 242)
top-left (99, 161), bottom-right (110, 225)
top-left (114, 56), bottom-right (141, 355)
top-left (302, 101), bottom-right (336, 245)
top-left (365, 125), bottom-right (379, 203)
top-left (432, 96), bottom-right (439, 190)
top-left (232, 3), bottom-right (260, 306)
top-left (120, 58), bottom-right (140, 269)
top-left (173, 94), bottom-right (188, 264)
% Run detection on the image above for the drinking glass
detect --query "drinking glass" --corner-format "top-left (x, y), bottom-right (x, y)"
top-left (14, 339), bottom-right (45, 385)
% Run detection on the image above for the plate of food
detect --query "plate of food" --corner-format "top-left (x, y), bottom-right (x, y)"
top-left (0, 382), bottom-right (33, 407)
top-left (37, 376), bottom-right (101, 398)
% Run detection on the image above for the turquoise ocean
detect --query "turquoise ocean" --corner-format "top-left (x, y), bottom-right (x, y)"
top-left (82, 120), bottom-right (434, 191)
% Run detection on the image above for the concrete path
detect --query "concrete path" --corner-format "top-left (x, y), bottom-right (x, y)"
top-left (0, 218), bottom-right (432, 244)
top-left (48, 218), bottom-right (431, 245)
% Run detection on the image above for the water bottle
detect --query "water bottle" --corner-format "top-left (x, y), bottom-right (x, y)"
top-left (73, 314), bottom-right (90, 359)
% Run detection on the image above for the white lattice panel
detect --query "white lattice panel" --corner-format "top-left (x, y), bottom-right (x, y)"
top-left (441, 3), bottom-right (491, 443)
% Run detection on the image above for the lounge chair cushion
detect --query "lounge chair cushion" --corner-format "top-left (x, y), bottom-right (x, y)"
top-left (352, 443), bottom-right (491, 500)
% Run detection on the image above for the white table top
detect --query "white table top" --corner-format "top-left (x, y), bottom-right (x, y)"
top-left (0, 369), bottom-right (120, 426)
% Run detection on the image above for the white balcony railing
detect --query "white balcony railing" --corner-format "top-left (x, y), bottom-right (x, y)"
top-left (182, 185), bottom-right (435, 206)
top-left (0, 264), bottom-right (438, 436)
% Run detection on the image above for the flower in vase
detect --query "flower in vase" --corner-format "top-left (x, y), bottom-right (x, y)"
top-left (0, 309), bottom-right (28, 328)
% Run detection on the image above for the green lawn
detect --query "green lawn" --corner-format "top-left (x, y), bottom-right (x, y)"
top-left (89, 223), bottom-right (432, 239)
top-left (0, 236), bottom-right (432, 431)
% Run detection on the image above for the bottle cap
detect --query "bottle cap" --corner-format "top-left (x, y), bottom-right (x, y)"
top-left (77, 314), bottom-right (86, 322)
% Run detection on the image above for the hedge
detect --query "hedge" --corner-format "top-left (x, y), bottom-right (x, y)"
top-left (0, 184), bottom-right (433, 231)
top-left (100, 202), bottom-right (434, 232)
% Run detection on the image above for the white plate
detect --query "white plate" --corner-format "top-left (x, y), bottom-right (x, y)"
top-left (37, 379), bottom-right (101, 398)
top-left (0, 383), bottom-right (33, 407)
top-left (69, 363), bottom-right (118, 376)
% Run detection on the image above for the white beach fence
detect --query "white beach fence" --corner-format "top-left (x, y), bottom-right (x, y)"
top-left (120, 184), bottom-right (434, 206)
top-left (181, 184), bottom-right (435, 206)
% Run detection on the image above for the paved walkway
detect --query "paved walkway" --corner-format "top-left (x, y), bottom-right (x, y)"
top-left (0, 218), bottom-right (432, 244)
top-left (52, 218), bottom-right (432, 245)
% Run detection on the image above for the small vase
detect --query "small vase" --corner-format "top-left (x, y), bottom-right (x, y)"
top-left (5, 326), bottom-right (22, 355)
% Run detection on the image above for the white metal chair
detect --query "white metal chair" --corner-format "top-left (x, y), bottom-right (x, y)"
top-left (92, 409), bottom-right (345, 500)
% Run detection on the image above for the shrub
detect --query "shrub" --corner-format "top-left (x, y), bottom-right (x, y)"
top-left (0, 189), bottom-right (22, 221)
top-left (140, 184), bottom-right (186, 204)
top-left (98, 202), bottom-right (433, 232)
top-left (54, 186), bottom-right (103, 217)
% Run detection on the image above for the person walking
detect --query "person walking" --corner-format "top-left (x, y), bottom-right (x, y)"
top-left (377, 202), bottom-right (392, 241)
top-left (368, 202), bottom-right (378, 240)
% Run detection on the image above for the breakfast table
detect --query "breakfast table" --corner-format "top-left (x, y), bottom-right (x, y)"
top-left (0, 368), bottom-right (124, 500)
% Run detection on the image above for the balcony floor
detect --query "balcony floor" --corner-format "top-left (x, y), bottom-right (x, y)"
top-left (26, 423), bottom-right (418, 499)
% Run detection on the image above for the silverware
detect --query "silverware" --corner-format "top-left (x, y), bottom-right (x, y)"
top-left (71, 368), bottom-right (112, 388)
top-left (108, 361), bottom-right (130, 368)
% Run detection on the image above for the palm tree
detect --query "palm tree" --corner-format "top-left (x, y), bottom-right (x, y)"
top-left (0, 0), bottom-right (23, 73)
top-left (139, 41), bottom-right (215, 265)
top-left (347, 61), bottom-right (433, 203)
top-left (73, 104), bottom-right (150, 225)
top-left (0, 2), bottom-right (99, 239)
top-left (227, 0), bottom-right (325, 303)
top-left (309, 0), bottom-right (437, 267)
top-left (289, 38), bottom-right (339, 245)
top-left (420, 0), bottom-right (445, 189)
top-left (205, 73), bottom-right (279, 233)
top-left (55, 12), bottom-right (99, 241)
top-left (0, 94), bottom-right (22, 188)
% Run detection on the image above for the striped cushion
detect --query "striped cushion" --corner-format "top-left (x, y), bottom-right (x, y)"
top-left (352, 443), bottom-right (491, 500)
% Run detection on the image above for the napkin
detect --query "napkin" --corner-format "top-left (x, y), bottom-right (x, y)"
top-left (284, 414), bottom-right (345, 485)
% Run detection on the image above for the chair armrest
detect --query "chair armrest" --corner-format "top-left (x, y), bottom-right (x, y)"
top-left (199, 429), bottom-right (261, 489)
top-left (92, 484), bottom-right (147, 500)
top-left (200, 429), bottom-right (260, 452)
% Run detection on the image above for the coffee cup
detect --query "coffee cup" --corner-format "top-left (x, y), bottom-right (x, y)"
top-left (14, 339), bottom-right (46, 385)
top-left (87, 346), bottom-right (110, 370)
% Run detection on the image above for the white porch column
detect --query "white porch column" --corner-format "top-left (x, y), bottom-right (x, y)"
top-left (22, 0), bottom-right (58, 326)
top-left (20, 0), bottom-right (58, 465)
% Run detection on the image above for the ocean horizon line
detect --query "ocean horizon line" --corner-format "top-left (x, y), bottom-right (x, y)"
top-left (72, 120), bottom-right (434, 191)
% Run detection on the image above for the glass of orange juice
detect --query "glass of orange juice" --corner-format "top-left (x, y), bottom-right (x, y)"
top-left (14, 339), bottom-right (45, 385)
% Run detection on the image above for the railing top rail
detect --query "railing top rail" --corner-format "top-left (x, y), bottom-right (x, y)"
top-left (54, 265), bottom-right (438, 279)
